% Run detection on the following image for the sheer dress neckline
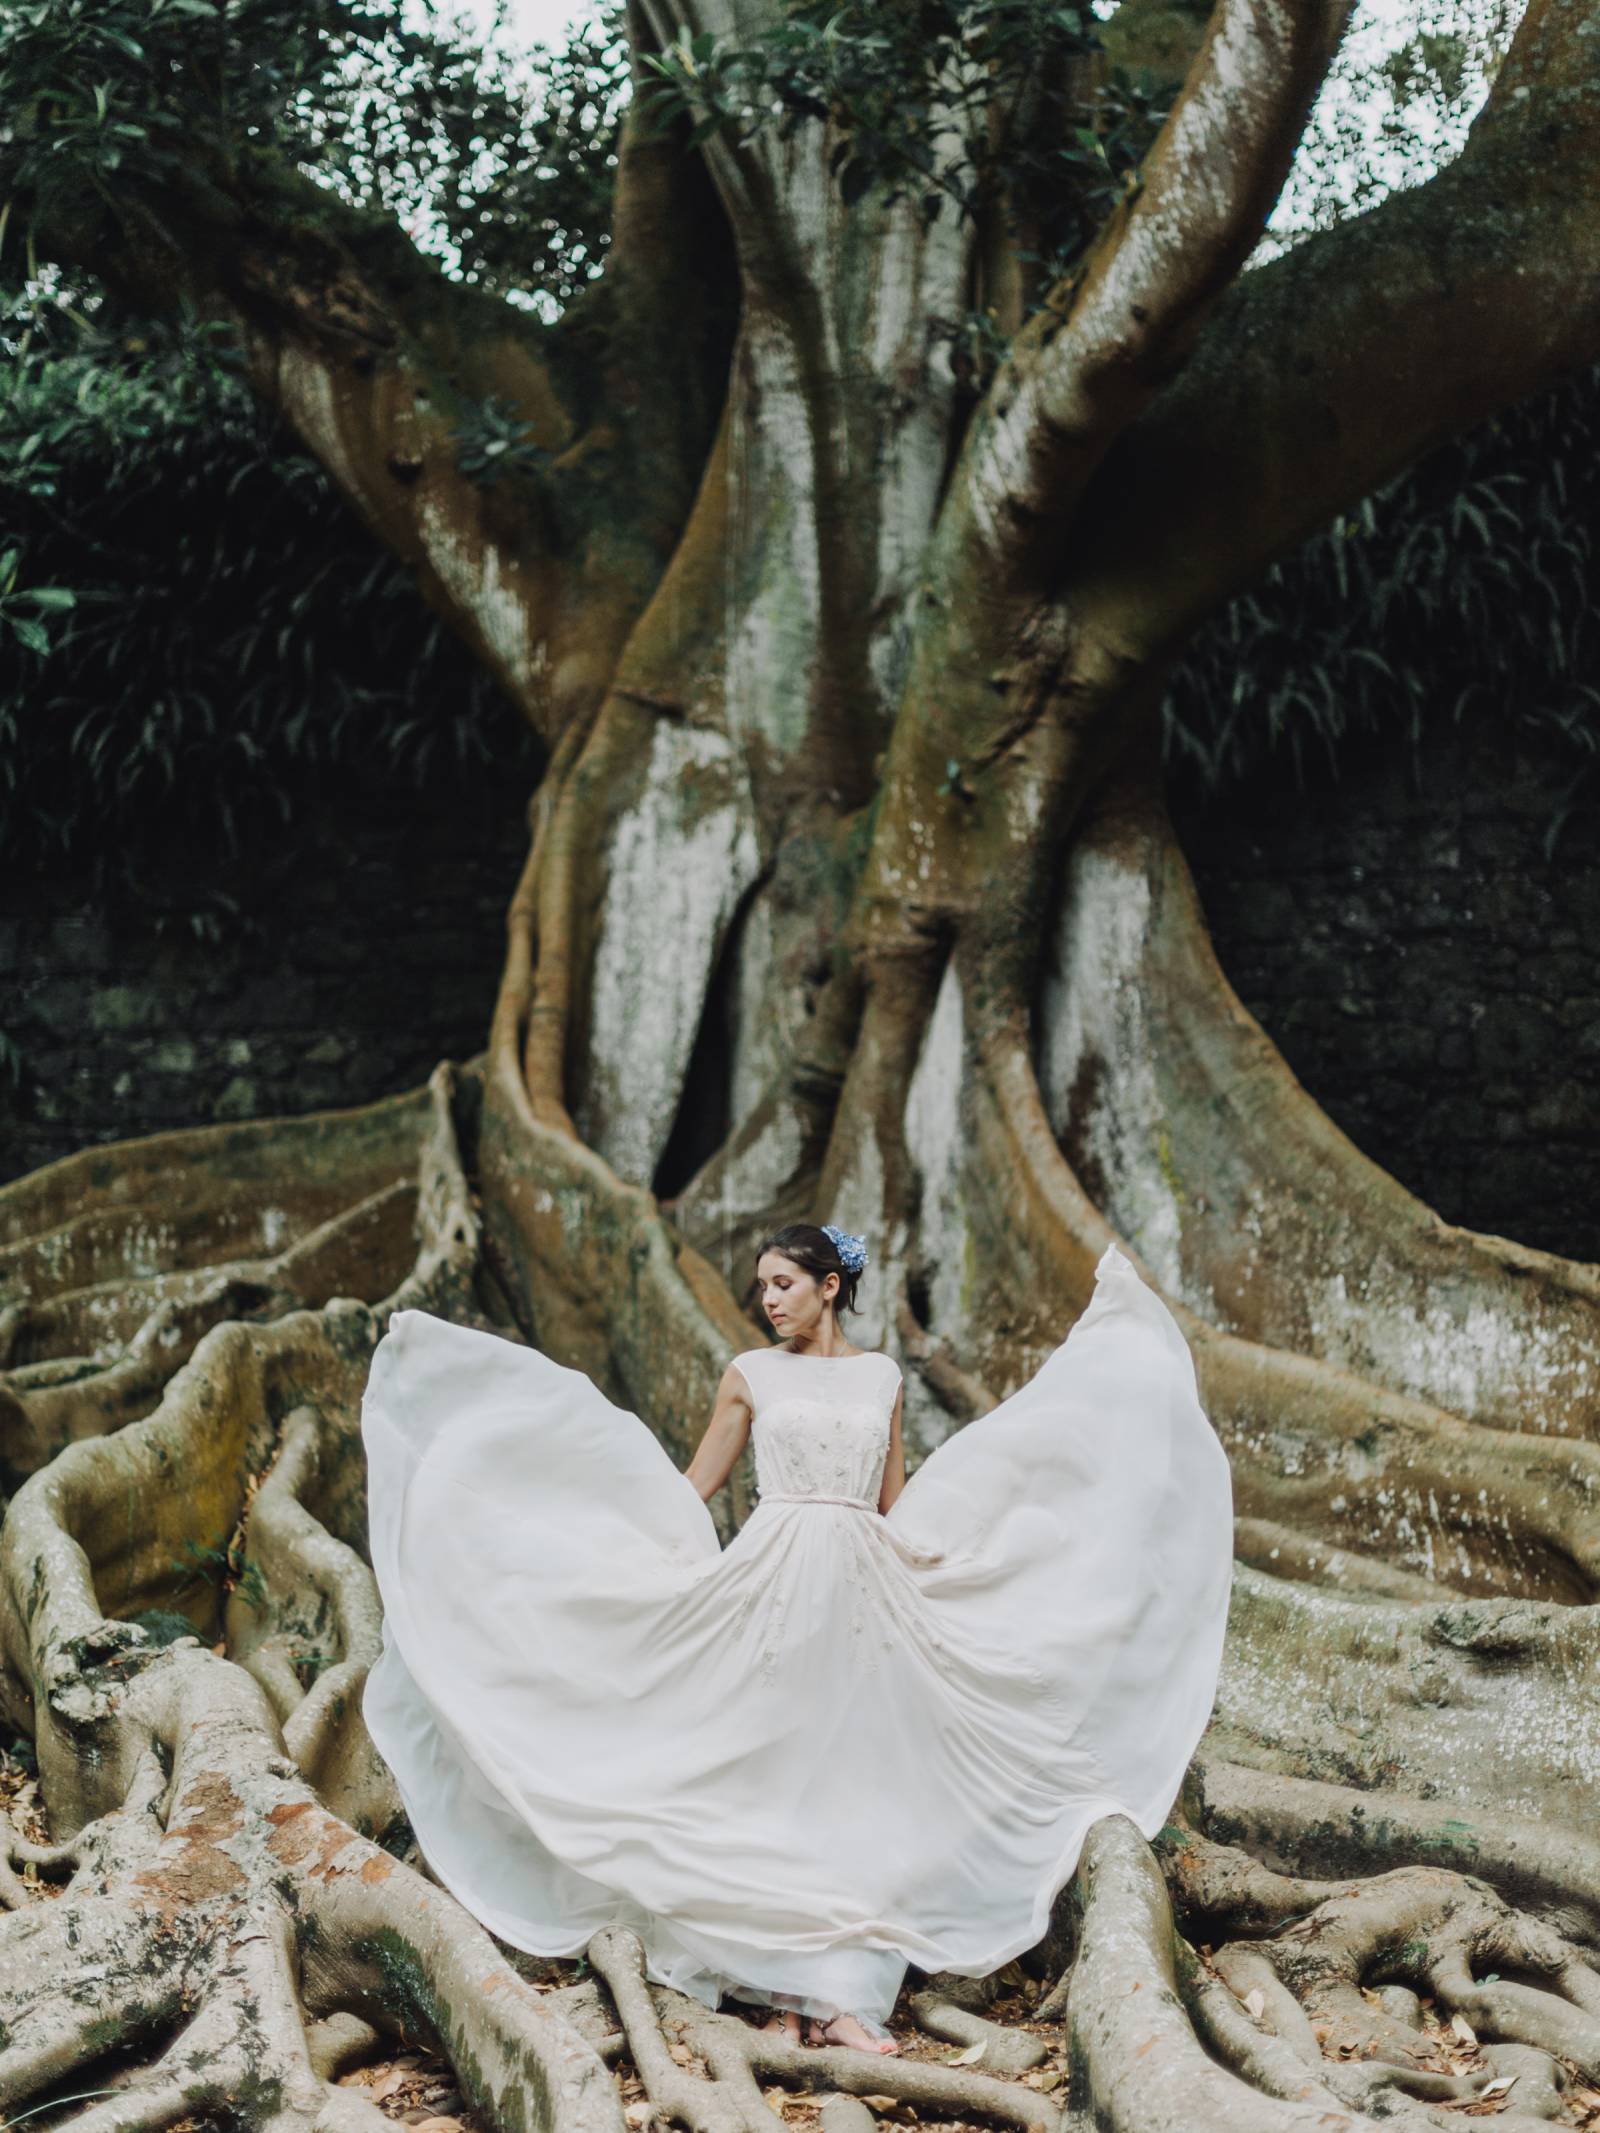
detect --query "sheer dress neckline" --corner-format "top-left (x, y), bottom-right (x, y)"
top-left (777, 1348), bottom-right (873, 1362)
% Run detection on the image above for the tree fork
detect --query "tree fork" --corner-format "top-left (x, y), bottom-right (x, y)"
top-left (6, 0), bottom-right (1600, 2120)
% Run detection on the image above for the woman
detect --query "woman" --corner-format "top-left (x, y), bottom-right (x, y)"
top-left (360, 1222), bottom-right (1234, 2056)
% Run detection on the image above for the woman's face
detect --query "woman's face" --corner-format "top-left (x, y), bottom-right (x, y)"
top-left (757, 1252), bottom-right (836, 1336)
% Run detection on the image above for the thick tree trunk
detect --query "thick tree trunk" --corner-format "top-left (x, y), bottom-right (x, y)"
top-left (6, 0), bottom-right (1600, 2124)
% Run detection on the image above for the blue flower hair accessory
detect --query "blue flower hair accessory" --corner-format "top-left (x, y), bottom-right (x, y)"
top-left (822, 1223), bottom-right (868, 1273)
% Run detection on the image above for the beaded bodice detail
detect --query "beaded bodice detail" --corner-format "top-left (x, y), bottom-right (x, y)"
top-left (732, 1348), bottom-right (901, 1507)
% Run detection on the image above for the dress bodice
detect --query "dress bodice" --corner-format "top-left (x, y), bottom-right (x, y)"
top-left (730, 1347), bottom-right (901, 1506)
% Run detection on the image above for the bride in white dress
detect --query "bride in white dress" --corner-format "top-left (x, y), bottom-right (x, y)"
top-left (360, 1220), bottom-right (1235, 2057)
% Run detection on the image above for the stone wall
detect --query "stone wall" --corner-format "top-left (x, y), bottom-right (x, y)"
top-left (1, 779), bottom-right (531, 1185)
top-left (1169, 704), bottom-right (1600, 1266)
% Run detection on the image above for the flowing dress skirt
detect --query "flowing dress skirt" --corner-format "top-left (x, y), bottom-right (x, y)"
top-left (360, 1242), bottom-right (1235, 2029)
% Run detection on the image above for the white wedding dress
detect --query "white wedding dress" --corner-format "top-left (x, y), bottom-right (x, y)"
top-left (360, 1241), bottom-right (1234, 2038)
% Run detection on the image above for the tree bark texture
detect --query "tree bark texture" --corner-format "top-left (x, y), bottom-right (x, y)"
top-left (5, 0), bottom-right (1600, 2125)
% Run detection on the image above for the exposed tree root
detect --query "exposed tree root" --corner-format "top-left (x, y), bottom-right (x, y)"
top-left (0, 1078), bottom-right (632, 2133)
top-left (0, 1649), bottom-right (623, 2133)
top-left (1207, 1861), bottom-right (1600, 2076)
top-left (2, 1190), bottom-right (416, 1483)
top-left (589, 1925), bottom-right (779, 2133)
top-left (1036, 764), bottom-right (1600, 1437)
top-left (1231, 1516), bottom-right (1462, 1601)
top-left (968, 1015), bottom-right (1600, 1602)
top-left (1064, 1814), bottom-right (1392, 2130)
top-left (905, 1983), bottom-right (1048, 2075)
top-left (6, 1058), bottom-right (1600, 2133)
top-left (2, 999), bottom-right (1598, 2133)
top-left (225, 1401), bottom-right (395, 1833)
top-left (1160, 1812), bottom-right (1600, 2117)
top-left (589, 1925), bottom-right (1058, 2133)
top-left (10, 1178), bottom-right (417, 1362)
top-left (1204, 1568), bottom-right (1600, 1874)
top-left (0, 1087), bottom-right (433, 1305)
top-left (1192, 1757), bottom-right (1600, 1951)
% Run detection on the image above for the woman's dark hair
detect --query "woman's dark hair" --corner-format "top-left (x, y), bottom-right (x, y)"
top-left (753, 1223), bottom-right (862, 1319)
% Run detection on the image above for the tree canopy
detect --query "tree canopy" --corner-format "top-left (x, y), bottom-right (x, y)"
top-left (3, 2), bottom-right (1600, 2131)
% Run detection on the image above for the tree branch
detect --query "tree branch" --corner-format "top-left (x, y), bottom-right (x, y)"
top-left (9, 80), bottom-right (733, 752)
top-left (1065, 0), bottom-right (1600, 664)
top-left (957, 0), bottom-right (1353, 573)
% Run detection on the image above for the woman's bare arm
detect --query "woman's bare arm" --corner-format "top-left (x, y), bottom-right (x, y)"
top-left (683, 1361), bottom-right (754, 1502)
top-left (878, 1382), bottom-right (907, 1514)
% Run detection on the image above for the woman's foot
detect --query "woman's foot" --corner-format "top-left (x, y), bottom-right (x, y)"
top-left (804, 2014), bottom-right (900, 2054)
top-left (762, 2009), bottom-right (803, 2043)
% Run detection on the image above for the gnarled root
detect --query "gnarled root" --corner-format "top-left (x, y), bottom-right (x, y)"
top-left (1035, 763), bottom-right (1600, 1437)
top-left (0, 1072), bottom-right (625, 2133)
top-left (587, 1925), bottom-right (1060, 2133)
top-left (1190, 1755), bottom-right (1600, 1957)
top-left (224, 1401), bottom-right (395, 1834)
top-left (0, 1064), bottom-right (477, 1482)
top-left (1062, 1815), bottom-right (1390, 2130)
top-left (1210, 1861), bottom-right (1600, 2077)
top-left (0, 1650), bottom-right (622, 2133)
top-left (1157, 1802), bottom-right (1600, 2124)
top-left (907, 1979), bottom-right (1048, 2076)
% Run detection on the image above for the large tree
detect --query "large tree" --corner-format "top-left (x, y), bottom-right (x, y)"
top-left (3, 1), bottom-right (1600, 2129)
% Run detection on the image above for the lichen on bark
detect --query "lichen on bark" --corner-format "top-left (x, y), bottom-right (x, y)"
top-left (6, 0), bottom-right (1600, 2124)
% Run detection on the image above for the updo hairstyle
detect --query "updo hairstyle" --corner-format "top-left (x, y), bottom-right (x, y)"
top-left (752, 1222), bottom-right (862, 1318)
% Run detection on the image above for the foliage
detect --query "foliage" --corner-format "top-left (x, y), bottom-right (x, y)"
top-left (449, 390), bottom-right (553, 485)
top-left (125, 1604), bottom-right (204, 1647)
top-left (170, 1535), bottom-right (270, 1611)
top-left (1163, 358), bottom-right (1600, 859)
top-left (1266, 0), bottom-right (1522, 252)
top-left (638, 0), bottom-right (1177, 330)
top-left (306, 0), bottom-right (630, 315)
top-left (3, 274), bottom-right (1595, 874)
top-left (0, 305), bottom-right (542, 884)
top-left (0, 0), bottom-right (1584, 872)
top-left (0, 0), bottom-right (379, 246)
top-left (0, 542), bottom-right (75, 655)
top-left (640, 3), bottom-right (1099, 213)
top-left (0, 0), bottom-right (628, 317)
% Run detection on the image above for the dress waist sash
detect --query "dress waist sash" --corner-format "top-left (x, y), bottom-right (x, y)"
top-left (760, 1490), bottom-right (879, 1512)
